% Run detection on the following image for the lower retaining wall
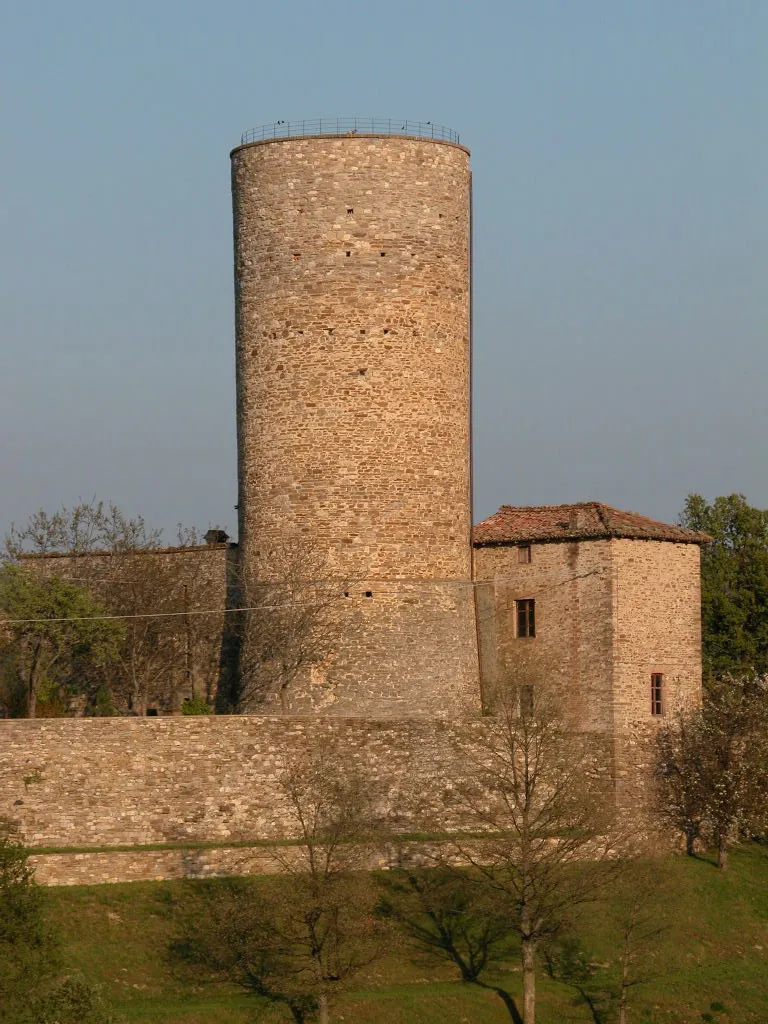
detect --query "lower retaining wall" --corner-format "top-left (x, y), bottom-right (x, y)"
top-left (0, 716), bottom-right (624, 885)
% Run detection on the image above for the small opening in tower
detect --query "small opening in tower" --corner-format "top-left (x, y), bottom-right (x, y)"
top-left (359, 328), bottom-right (366, 334)
top-left (146, 708), bottom-right (158, 717)
top-left (347, 208), bottom-right (354, 214)
top-left (383, 329), bottom-right (390, 334)
top-left (328, 328), bottom-right (334, 335)
top-left (292, 253), bottom-right (301, 259)
top-left (346, 251), bottom-right (351, 257)
top-left (380, 252), bottom-right (386, 257)
top-left (343, 591), bottom-right (349, 598)
top-left (364, 591), bottom-right (373, 598)
top-left (358, 368), bottom-right (367, 375)
top-left (439, 213), bottom-right (444, 218)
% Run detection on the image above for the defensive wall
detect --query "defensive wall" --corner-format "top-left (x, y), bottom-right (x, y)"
top-left (0, 715), bottom-right (617, 886)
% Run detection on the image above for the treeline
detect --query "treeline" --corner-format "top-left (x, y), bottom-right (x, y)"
top-left (0, 502), bottom-right (225, 718)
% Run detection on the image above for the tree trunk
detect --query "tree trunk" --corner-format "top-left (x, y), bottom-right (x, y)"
top-left (618, 990), bottom-right (628, 1024)
top-left (717, 834), bottom-right (729, 871)
top-left (685, 826), bottom-right (696, 856)
top-left (521, 936), bottom-right (536, 1024)
top-left (27, 676), bottom-right (37, 719)
top-left (318, 992), bottom-right (329, 1024)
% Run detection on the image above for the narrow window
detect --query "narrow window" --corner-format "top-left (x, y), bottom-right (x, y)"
top-left (651, 674), bottom-right (664, 716)
top-left (518, 684), bottom-right (535, 717)
top-left (518, 544), bottom-right (532, 564)
top-left (380, 251), bottom-right (386, 257)
top-left (516, 599), bottom-right (535, 638)
top-left (346, 251), bottom-right (351, 257)
top-left (347, 207), bottom-right (354, 214)
top-left (364, 590), bottom-right (373, 598)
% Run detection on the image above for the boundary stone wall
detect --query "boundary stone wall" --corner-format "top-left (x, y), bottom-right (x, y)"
top-left (1, 715), bottom-right (619, 886)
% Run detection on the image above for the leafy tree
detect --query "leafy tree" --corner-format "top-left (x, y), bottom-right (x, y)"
top-left (30, 976), bottom-right (125, 1024)
top-left (4, 501), bottom-right (224, 715)
top-left (655, 674), bottom-right (768, 869)
top-left (680, 493), bottom-right (768, 677)
top-left (0, 818), bottom-right (53, 1018)
top-left (0, 819), bottom-right (122, 1022)
top-left (0, 566), bottom-right (124, 718)
top-left (174, 748), bottom-right (386, 1023)
top-left (654, 709), bottom-right (708, 856)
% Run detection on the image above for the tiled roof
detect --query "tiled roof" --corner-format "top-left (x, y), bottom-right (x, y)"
top-left (473, 502), bottom-right (711, 546)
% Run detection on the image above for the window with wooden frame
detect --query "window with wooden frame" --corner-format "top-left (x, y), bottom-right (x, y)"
top-left (516, 599), bottom-right (536, 638)
top-left (651, 673), bottom-right (664, 716)
top-left (518, 544), bottom-right (532, 564)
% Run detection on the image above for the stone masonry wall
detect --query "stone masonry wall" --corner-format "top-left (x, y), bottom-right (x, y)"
top-left (0, 716), bottom-right (615, 886)
top-left (611, 540), bottom-right (703, 810)
top-left (473, 540), bottom-right (615, 731)
top-left (231, 134), bottom-right (479, 716)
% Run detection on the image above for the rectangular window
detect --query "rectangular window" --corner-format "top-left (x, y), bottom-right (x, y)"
top-left (516, 599), bottom-right (536, 638)
top-left (518, 684), bottom-right (535, 717)
top-left (518, 544), bottom-right (532, 564)
top-left (651, 673), bottom-right (664, 716)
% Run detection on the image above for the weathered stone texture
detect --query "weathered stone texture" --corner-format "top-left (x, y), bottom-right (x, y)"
top-left (1, 716), bottom-right (613, 886)
top-left (231, 134), bottom-right (479, 715)
top-left (611, 539), bottom-right (702, 727)
top-left (0, 717), bottom-right (467, 868)
top-left (473, 536), bottom-right (703, 810)
top-left (474, 540), bottom-right (614, 731)
top-left (610, 540), bottom-right (702, 809)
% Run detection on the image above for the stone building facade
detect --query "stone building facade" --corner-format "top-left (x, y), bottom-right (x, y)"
top-left (473, 501), bottom-right (709, 806)
top-left (231, 129), bottom-right (479, 716)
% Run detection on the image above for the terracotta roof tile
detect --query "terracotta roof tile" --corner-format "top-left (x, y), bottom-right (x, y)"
top-left (473, 502), bottom-right (710, 546)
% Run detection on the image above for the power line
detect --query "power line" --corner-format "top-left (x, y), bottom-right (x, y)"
top-left (0, 569), bottom-right (606, 626)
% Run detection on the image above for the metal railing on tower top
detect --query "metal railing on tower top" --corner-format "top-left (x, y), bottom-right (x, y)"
top-left (239, 117), bottom-right (461, 147)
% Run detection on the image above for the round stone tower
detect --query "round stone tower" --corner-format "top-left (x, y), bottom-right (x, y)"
top-left (231, 118), bottom-right (479, 716)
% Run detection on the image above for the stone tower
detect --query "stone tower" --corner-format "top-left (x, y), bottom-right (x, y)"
top-left (231, 118), bottom-right (480, 716)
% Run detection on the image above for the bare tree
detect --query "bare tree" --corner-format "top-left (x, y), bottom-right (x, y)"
top-left (174, 745), bottom-right (386, 1023)
top-left (449, 675), bottom-right (630, 1024)
top-left (545, 861), bottom-right (670, 1024)
top-left (235, 543), bottom-right (351, 713)
top-left (376, 864), bottom-right (522, 1021)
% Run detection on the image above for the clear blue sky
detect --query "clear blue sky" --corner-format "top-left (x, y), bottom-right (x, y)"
top-left (2, 1), bottom-right (766, 540)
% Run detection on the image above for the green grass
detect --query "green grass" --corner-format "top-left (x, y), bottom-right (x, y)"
top-left (41, 844), bottom-right (768, 1023)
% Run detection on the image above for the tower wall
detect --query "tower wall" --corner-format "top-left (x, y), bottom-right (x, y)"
top-left (231, 133), bottom-right (480, 715)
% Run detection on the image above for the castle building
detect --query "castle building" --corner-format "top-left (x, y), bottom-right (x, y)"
top-left (473, 501), bottom-right (709, 804)
top-left (0, 119), bottom-right (713, 884)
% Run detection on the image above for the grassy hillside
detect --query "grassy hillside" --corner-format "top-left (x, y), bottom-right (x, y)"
top-left (42, 845), bottom-right (768, 1023)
